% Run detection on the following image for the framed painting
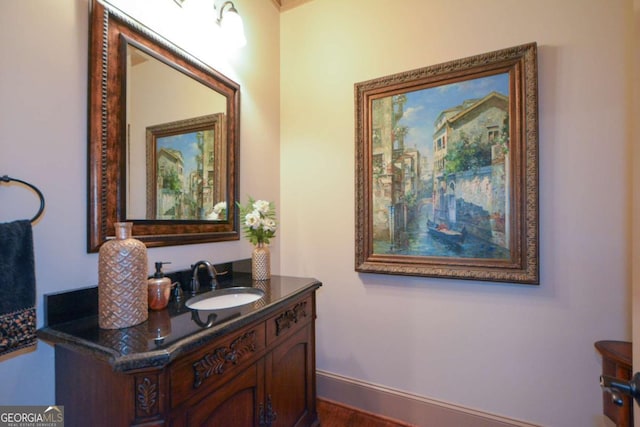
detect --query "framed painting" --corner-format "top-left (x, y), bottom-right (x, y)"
top-left (355, 43), bottom-right (539, 284)
top-left (145, 113), bottom-right (226, 221)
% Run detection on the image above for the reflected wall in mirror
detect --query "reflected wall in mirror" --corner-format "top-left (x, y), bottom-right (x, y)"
top-left (126, 45), bottom-right (228, 222)
top-left (88, 0), bottom-right (240, 252)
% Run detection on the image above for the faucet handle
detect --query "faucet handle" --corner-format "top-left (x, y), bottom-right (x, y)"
top-left (213, 267), bottom-right (229, 277)
top-left (172, 281), bottom-right (184, 302)
top-left (209, 267), bottom-right (225, 290)
top-left (190, 277), bottom-right (200, 296)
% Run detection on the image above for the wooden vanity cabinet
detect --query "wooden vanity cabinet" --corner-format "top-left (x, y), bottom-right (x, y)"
top-left (55, 292), bottom-right (318, 427)
top-left (266, 311), bottom-right (317, 427)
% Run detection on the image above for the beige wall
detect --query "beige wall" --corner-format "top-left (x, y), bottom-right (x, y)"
top-left (280, 0), bottom-right (633, 426)
top-left (127, 53), bottom-right (227, 217)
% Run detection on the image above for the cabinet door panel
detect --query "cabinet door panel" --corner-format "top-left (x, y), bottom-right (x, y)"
top-left (170, 324), bottom-right (266, 409)
top-left (185, 361), bottom-right (264, 427)
top-left (268, 326), bottom-right (315, 427)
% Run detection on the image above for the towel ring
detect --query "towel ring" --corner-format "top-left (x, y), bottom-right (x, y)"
top-left (1, 175), bottom-right (45, 223)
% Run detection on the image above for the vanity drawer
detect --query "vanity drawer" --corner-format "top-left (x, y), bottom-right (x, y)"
top-left (266, 295), bottom-right (313, 346)
top-left (169, 322), bottom-right (266, 409)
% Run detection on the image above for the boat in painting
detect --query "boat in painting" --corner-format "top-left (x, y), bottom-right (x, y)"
top-left (426, 220), bottom-right (467, 246)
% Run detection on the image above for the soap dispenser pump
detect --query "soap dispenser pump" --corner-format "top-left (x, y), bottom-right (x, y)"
top-left (148, 262), bottom-right (172, 310)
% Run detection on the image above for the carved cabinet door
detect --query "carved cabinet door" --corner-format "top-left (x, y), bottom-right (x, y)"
top-left (266, 325), bottom-right (317, 427)
top-left (176, 361), bottom-right (264, 427)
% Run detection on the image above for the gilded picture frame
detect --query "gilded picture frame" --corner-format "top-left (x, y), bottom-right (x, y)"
top-left (355, 43), bottom-right (539, 284)
top-left (145, 113), bottom-right (226, 221)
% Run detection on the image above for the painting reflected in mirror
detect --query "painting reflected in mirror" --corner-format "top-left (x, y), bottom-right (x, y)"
top-left (143, 114), bottom-right (227, 221)
top-left (125, 44), bottom-right (228, 222)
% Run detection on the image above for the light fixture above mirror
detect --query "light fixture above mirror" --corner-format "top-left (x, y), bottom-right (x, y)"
top-left (173, 0), bottom-right (247, 49)
top-left (215, 1), bottom-right (247, 49)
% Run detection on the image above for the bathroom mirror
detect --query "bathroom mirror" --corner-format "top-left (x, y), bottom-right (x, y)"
top-left (88, 0), bottom-right (240, 252)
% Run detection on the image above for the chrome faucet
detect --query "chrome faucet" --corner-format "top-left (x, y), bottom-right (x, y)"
top-left (190, 260), bottom-right (219, 295)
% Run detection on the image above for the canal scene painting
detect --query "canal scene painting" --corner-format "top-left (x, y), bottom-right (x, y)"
top-left (371, 73), bottom-right (510, 259)
top-left (355, 44), bottom-right (539, 283)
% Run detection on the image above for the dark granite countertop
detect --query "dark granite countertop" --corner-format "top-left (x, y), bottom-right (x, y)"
top-left (37, 261), bottom-right (321, 372)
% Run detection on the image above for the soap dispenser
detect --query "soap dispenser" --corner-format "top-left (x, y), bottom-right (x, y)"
top-left (148, 262), bottom-right (172, 310)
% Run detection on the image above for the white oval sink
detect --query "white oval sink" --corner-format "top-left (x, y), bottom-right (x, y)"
top-left (186, 287), bottom-right (264, 310)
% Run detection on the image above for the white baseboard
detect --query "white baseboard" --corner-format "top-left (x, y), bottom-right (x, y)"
top-left (316, 370), bottom-right (540, 427)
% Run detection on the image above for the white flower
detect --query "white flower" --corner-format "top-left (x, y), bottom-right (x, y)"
top-left (245, 211), bottom-right (261, 229)
top-left (207, 211), bottom-right (220, 220)
top-left (213, 201), bottom-right (227, 214)
top-left (238, 196), bottom-right (277, 245)
top-left (253, 199), bottom-right (270, 214)
top-left (262, 218), bottom-right (276, 232)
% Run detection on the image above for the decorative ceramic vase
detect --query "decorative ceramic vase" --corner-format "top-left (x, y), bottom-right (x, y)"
top-left (98, 222), bottom-right (148, 329)
top-left (252, 243), bottom-right (271, 281)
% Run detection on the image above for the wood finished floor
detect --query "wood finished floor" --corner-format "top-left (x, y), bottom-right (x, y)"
top-left (317, 398), bottom-right (417, 427)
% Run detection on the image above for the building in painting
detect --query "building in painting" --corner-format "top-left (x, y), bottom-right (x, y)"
top-left (371, 94), bottom-right (423, 246)
top-left (187, 130), bottom-right (216, 220)
top-left (156, 148), bottom-right (184, 219)
top-left (200, 130), bottom-right (215, 216)
top-left (431, 91), bottom-right (509, 247)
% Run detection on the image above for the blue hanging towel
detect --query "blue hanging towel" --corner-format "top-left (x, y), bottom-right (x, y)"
top-left (0, 219), bottom-right (36, 357)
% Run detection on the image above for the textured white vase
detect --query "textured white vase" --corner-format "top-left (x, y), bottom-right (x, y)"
top-left (252, 244), bottom-right (270, 281)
